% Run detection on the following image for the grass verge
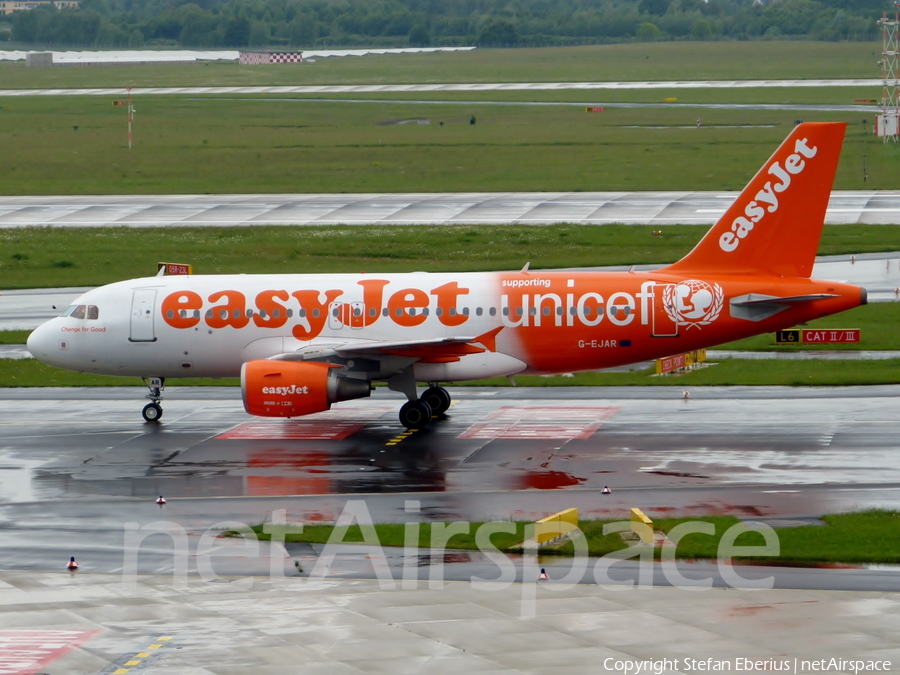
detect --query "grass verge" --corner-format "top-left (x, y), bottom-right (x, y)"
top-left (0, 42), bottom-right (881, 89)
top-left (247, 510), bottom-right (900, 565)
top-left (0, 331), bottom-right (30, 344)
top-left (3, 357), bottom-right (900, 387)
top-left (2, 224), bottom-right (900, 289)
top-left (0, 96), bottom-right (889, 195)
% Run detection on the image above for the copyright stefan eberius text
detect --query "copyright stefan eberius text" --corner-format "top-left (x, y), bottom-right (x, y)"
top-left (602, 659), bottom-right (892, 674)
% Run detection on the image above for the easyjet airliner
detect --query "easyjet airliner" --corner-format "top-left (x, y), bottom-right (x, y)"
top-left (27, 123), bottom-right (865, 428)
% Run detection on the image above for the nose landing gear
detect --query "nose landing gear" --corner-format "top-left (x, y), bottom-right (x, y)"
top-left (142, 402), bottom-right (162, 422)
top-left (142, 377), bottom-right (164, 423)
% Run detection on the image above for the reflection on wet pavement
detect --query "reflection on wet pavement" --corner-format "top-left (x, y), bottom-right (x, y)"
top-left (2, 388), bottom-right (900, 510)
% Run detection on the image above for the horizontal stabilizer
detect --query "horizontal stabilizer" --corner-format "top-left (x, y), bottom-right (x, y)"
top-left (730, 293), bottom-right (840, 322)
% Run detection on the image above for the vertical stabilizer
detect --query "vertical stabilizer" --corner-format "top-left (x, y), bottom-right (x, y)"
top-left (662, 122), bottom-right (846, 278)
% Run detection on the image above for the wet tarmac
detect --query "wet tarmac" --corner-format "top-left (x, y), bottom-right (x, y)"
top-left (6, 570), bottom-right (900, 675)
top-left (2, 385), bottom-right (900, 589)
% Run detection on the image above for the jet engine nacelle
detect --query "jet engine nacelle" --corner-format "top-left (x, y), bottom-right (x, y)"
top-left (241, 360), bottom-right (371, 418)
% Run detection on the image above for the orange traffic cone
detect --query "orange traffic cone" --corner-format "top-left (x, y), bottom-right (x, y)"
top-left (156, 496), bottom-right (166, 505)
top-left (67, 556), bottom-right (78, 571)
top-left (538, 568), bottom-right (549, 580)
top-left (601, 486), bottom-right (611, 494)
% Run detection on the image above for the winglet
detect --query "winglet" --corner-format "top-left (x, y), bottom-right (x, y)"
top-left (662, 122), bottom-right (846, 278)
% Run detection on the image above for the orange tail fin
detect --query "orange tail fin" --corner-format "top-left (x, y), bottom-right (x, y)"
top-left (662, 122), bottom-right (846, 278)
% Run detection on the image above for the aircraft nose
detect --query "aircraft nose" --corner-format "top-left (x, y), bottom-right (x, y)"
top-left (27, 320), bottom-right (59, 363)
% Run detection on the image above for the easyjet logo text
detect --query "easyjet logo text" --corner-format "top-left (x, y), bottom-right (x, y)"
top-left (262, 385), bottom-right (309, 395)
top-left (160, 280), bottom-right (472, 342)
top-left (719, 137), bottom-right (818, 253)
top-left (160, 280), bottom-right (676, 339)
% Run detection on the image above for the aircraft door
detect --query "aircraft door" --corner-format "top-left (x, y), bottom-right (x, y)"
top-left (130, 289), bottom-right (158, 342)
top-left (652, 283), bottom-right (679, 338)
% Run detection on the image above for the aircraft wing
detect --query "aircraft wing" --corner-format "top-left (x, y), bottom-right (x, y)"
top-left (268, 327), bottom-right (503, 364)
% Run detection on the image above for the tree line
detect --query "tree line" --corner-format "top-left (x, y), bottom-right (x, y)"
top-left (2, 0), bottom-right (883, 49)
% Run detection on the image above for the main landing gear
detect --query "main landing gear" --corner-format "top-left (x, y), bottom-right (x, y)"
top-left (142, 377), bottom-right (164, 423)
top-left (398, 385), bottom-right (452, 430)
top-left (389, 370), bottom-right (452, 430)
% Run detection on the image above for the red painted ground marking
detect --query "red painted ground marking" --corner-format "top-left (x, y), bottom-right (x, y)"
top-left (484, 406), bottom-right (620, 422)
top-left (217, 405), bottom-right (394, 440)
top-left (218, 421), bottom-right (365, 440)
top-left (245, 449), bottom-right (331, 495)
top-left (459, 423), bottom-right (602, 440)
top-left (459, 406), bottom-right (618, 439)
top-left (0, 630), bottom-right (101, 675)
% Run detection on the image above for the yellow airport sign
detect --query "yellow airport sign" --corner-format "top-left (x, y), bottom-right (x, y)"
top-left (630, 508), bottom-right (654, 544)
top-left (535, 508), bottom-right (579, 545)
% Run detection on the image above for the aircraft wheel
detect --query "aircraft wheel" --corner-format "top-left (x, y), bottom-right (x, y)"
top-left (421, 386), bottom-right (451, 416)
top-left (399, 399), bottom-right (432, 430)
top-left (142, 402), bottom-right (163, 423)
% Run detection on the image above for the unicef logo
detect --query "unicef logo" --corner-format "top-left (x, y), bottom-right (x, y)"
top-left (662, 280), bottom-right (724, 329)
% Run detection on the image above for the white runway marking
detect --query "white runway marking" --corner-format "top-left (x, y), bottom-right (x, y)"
top-left (0, 191), bottom-right (898, 228)
top-left (0, 78), bottom-right (882, 97)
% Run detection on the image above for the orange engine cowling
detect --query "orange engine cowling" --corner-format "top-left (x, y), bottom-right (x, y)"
top-left (241, 360), bottom-right (371, 418)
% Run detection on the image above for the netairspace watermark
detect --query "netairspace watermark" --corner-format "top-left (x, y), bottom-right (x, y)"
top-left (603, 659), bottom-right (892, 675)
top-left (122, 499), bottom-right (784, 617)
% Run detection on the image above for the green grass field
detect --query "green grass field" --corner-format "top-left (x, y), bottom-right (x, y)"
top-left (0, 41), bottom-right (891, 195)
top-left (0, 42), bottom-right (883, 89)
top-left (0, 96), bottom-right (892, 195)
top-left (3, 224), bottom-right (900, 289)
top-left (248, 510), bottom-right (900, 564)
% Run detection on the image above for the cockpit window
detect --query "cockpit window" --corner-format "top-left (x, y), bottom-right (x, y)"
top-left (61, 304), bottom-right (98, 320)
